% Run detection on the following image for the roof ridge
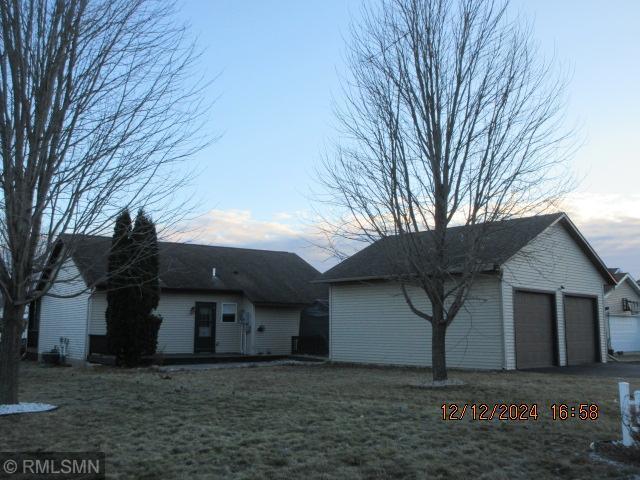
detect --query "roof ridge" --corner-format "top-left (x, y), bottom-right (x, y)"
top-left (371, 212), bottom-right (565, 238)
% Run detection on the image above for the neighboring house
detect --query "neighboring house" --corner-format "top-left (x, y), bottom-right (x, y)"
top-left (605, 268), bottom-right (640, 353)
top-left (316, 213), bottom-right (615, 370)
top-left (29, 235), bottom-right (327, 363)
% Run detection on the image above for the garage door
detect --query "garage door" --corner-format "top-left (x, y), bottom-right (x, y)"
top-left (564, 296), bottom-right (598, 365)
top-left (514, 291), bottom-right (556, 368)
top-left (609, 315), bottom-right (640, 353)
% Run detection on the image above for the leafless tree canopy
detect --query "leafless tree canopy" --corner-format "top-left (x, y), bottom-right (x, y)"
top-left (0, 0), bottom-right (206, 304)
top-left (320, 0), bottom-right (572, 381)
top-left (0, 0), bottom-right (208, 403)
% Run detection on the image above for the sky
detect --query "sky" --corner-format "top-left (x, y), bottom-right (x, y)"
top-left (174, 0), bottom-right (640, 275)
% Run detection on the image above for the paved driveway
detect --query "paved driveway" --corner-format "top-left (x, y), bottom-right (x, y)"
top-left (526, 361), bottom-right (640, 378)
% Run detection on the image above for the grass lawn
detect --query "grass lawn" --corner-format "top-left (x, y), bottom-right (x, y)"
top-left (2, 361), bottom-right (639, 479)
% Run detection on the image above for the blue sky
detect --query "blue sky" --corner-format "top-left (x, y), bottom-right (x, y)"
top-left (175, 1), bottom-right (640, 275)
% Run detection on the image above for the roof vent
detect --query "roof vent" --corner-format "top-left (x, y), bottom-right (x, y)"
top-left (212, 267), bottom-right (217, 278)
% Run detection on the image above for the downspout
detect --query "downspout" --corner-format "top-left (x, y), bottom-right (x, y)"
top-left (328, 285), bottom-right (333, 362)
top-left (602, 284), bottom-right (611, 363)
top-left (241, 297), bottom-right (254, 355)
top-left (249, 302), bottom-right (255, 355)
top-left (605, 306), bottom-right (618, 362)
top-left (496, 269), bottom-right (506, 370)
top-left (239, 301), bottom-right (244, 355)
top-left (241, 301), bottom-right (246, 355)
top-left (84, 288), bottom-right (94, 362)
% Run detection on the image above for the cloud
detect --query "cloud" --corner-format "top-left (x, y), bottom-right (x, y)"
top-left (561, 193), bottom-right (640, 278)
top-left (170, 193), bottom-right (640, 278)
top-left (171, 209), bottom-right (339, 272)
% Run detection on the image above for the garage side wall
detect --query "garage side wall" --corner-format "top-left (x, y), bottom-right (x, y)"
top-left (502, 222), bottom-right (607, 369)
top-left (38, 260), bottom-right (90, 361)
top-left (329, 275), bottom-right (503, 369)
top-left (89, 291), bottom-right (243, 354)
top-left (254, 307), bottom-right (300, 355)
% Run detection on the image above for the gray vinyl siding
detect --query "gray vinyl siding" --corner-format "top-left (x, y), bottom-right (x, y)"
top-left (501, 221), bottom-right (608, 369)
top-left (254, 307), bottom-right (300, 355)
top-left (329, 275), bottom-right (503, 369)
top-left (605, 279), bottom-right (640, 315)
top-left (88, 292), bottom-right (107, 335)
top-left (38, 260), bottom-right (90, 360)
top-left (89, 291), bottom-right (243, 354)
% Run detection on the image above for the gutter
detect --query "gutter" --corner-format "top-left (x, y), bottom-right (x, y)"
top-left (311, 274), bottom-right (396, 284)
top-left (252, 302), bottom-right (311, 308)
top-left (313, 267), bottom-right (501, 285)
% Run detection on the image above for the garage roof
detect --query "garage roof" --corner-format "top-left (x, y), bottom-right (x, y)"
top-left (316, 213), bottom-right (615, 285)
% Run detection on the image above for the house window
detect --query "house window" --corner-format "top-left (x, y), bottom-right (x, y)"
top-left (222, 303), bottom-right (237, 323)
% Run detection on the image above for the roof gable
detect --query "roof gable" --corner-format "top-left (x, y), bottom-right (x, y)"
top-left (62, 235), bottom-right (327, 305)
top-left (605, 272), bottom-right (640, 298)
top-left (548, 215), bottom-right (616, 285)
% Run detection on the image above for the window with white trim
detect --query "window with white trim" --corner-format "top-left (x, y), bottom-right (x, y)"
top-left (222, 303), bottom-right (237, 323)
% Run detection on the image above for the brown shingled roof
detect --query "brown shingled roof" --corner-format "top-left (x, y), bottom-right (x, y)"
top-left (62, 235), bottom-right (327, 306)
top-left (316, 213), bottom-right (615, 285)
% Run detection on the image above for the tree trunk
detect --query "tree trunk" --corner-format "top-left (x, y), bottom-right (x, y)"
top-left (431, 321), bottom-right (447, 382)
top-left (0, 302), bottom-right (25, 404)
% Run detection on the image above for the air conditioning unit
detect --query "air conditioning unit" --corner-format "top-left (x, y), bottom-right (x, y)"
top-left (622, 298), bottom-right (639, 314)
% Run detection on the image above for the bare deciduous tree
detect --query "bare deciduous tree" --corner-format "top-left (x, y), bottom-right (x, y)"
top-left (320, 0), bottom-right (572, 382)
top-left (0, 0), bottom-right (208, 404)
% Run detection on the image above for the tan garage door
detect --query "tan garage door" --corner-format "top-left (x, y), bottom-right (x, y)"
top-left (564, 296), bottom-right (598, 365)
top-left (514, 291), bottom-right (556, 369)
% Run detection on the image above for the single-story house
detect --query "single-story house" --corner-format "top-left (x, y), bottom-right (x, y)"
top-left (605, 268), bottom-right (640, 353)
top-left (315, 213), bottom-right (616, 370)
top-left (29, 235), bottom-right (327, 363)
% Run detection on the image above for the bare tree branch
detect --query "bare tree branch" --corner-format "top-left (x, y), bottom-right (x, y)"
top-left (318, 0), bottom-right (574, 382)
top-left (0, 0), bottom-right (211, 404)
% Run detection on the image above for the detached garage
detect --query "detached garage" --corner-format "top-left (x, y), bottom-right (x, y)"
top-left (317, 213), bottom-right (615, 370)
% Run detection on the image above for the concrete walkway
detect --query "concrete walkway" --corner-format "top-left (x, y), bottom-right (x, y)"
top-left (612, 353), bottom-right (640, 363)
top-left (154, 358), bottom-right (325, 373)
top-left (526, 361), bottom-right (640, 378)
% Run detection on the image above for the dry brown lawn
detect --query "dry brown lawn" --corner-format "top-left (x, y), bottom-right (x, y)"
top-left (1, 361), bottom-right (638, 479)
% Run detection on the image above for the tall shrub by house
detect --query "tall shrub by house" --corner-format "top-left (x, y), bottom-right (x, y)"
top-left (105, 210), bottom-right (137, 364)
top-left (105, 209), bottom-right (162, 365)
top-left (131, 210), bottom-right (162, 356)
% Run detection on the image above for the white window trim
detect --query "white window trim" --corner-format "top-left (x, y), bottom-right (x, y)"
top-left (221, 303), bottom-right (237, 323)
